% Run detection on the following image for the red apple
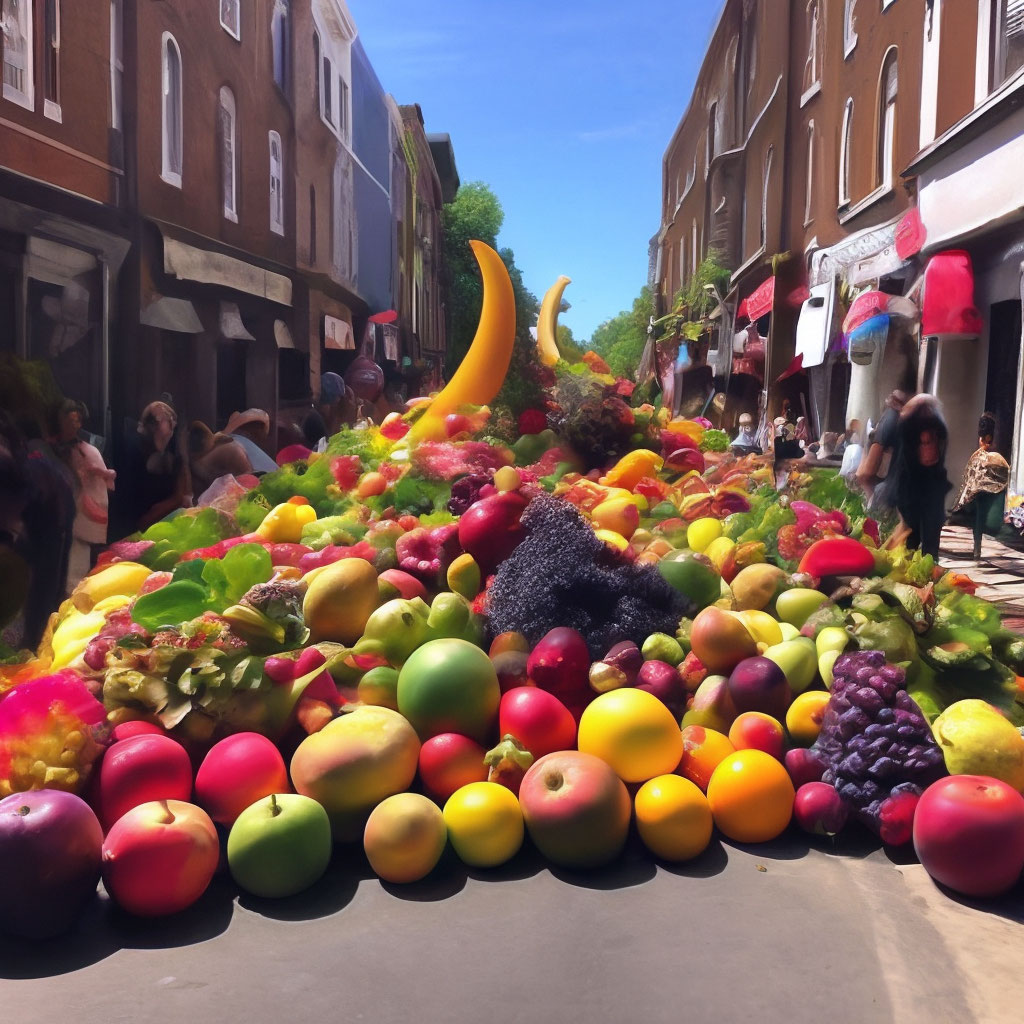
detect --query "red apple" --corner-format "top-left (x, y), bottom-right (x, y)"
top-left (727, 656), bottom-right (792, 719)
top-left (793, 781), bottom-right (849, 836)
top-left (913, 775), bottom-right (1024, 898)
top-left (0, 790), bottom-right (103, 938)
top-left (194, 732), bottom-right (290, 825)
top-left (527, 627), bottom-right (591, 704)
top-left (95, 733), bottom-right (193, 831)
top-left (111, 721), bottom-right (165, 742)
top-left (445, 413), bottom-right (474, 437)
top-left (101, 799), bottom-right (219, 916)
top-left (418, 733), bottom-right (489, 803)
top-left (519, 750), bottom-right (631, 868)
top-left (784, 747), bottom-right (827, 789)
top-left (636, 660), bottom-right (687, 718)
top-left (457, 492), bottom-right (527, 572)
top-left (499, 686), bottom-right (578, 760)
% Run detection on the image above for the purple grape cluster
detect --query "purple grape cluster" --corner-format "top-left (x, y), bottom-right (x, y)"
top-left (812, 650), bottom-right (945, 841)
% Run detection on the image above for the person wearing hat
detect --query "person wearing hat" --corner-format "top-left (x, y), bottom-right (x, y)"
top-left (730, 412), bottom-right (760, 455)
top-left (223, 408), bottom-right (278, 475)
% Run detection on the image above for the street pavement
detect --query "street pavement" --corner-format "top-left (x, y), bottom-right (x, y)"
top-left (2, 827), bottom-right (1023, 1024)
top-left (940, 523), bottom-right (1024, 629)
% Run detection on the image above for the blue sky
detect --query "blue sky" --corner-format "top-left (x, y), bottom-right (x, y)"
top-left (351, 1), bottom-right (722, 343)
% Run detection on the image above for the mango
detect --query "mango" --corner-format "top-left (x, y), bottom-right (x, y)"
top-left (302, 557), bottom-right (380, 645)
top-left (932, 700), bottom-right (1024, 790)
top-left (730, 563), bottom-right (787, 612)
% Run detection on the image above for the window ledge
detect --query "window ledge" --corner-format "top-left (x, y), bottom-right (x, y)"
top-left (44, 100), bottom-right (62, 123)
top-left (800, 81), bottom-right (821, 108)
top-left (271, 223), bottom-right (285, 237)
top-left (3, 87), bottom-right (34, 111)
top-left (730, 245), bottom-right (767, 285)
top-left (224, 210), bottom-right (239, 224)
top-left (838, 182), bottom-right (893, 224)
top-left (160, 170), bottom-right (182, 189)
top-left (844, 40), bottom-right (857, 60)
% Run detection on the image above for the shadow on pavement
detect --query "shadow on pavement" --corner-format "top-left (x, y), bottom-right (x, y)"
top-left (930, 878), bottom-right (1024, 925)
top-left (657, 836), bottom-right (729, 878)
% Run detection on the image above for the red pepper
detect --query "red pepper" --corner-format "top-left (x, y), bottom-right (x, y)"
top-left (797, 536), bottom-right (876, 578)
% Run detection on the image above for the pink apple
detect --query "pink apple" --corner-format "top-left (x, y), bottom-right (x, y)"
top-left (457, 492), bottom-right (527, 572)
top-left (418, 733), bottom-right (489, 803)
top-left (728, 711), bottom-right (786, 761)
top-left (527, 627), bottom-right (591, 705)
top-left (913, 775), bottom-right (1024, 898)
top-left (519, 750), bottom-right (631, 868)
top-left (101, 799), bottom-right (219, 916)
top-left (498, 686), bottom-right (577, 761)
top-left (95, 733), bottom-right (193, 831)
top-left (194, 732), bottom-right (290, 825)
top-left (793, 781), bottom-right (849, 836)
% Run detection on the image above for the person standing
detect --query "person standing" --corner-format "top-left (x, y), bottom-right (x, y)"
top-left (223, 409), bottom-right (278, 475)
top-left (951, 413), bottom-right (1010, 560)
top-left (857, 390), bottom-right (907, 509)
top-left (890, 395), bottom-right (951, 559)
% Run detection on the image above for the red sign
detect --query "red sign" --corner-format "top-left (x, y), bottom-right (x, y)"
top-left (895, 208), bottom-right (926, 261)
top-left (738, 277), bottom-right (776, 322)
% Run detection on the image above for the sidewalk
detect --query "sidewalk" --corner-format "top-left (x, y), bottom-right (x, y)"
top-left (939, 523), bottom-right (1024, 631)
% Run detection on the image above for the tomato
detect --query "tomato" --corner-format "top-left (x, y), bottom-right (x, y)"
top-left (498, 686), bottom-right (577, 761)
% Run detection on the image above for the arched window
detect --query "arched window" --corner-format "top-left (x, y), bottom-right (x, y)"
top-left (220, 86), bottom-right (237, 221)
top-left (804, 120), bottom-right (815, 225)
top-left (803, 0), bottom-right (820, 95)
top-left (760, 146), bottom-right (773, 249)
top-left (161, 33), bottom-right (183, 187)
top-left (844, 0), bottom-right (858, 57)
top-left (271, 1), bottom-right (290, 93)
top-left (220, 0), bottom-right (240, 40)
top-left (691, 219), bottom-right (699, 274)
top-left (877, 49), bottom-right (898, 189)
top-left (993, 0), bottom-right (1024, 90)
top-left (839, 99), bottom-right (853, 206)
top-left (269, 131), bottom-right (284, 234)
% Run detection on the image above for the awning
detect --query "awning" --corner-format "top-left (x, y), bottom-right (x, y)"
top-left (369, 309), bottom-right (398, 324)
top-left (140, 296), bottom-right (203, 334)
top-left (162, 234), bottom-right (292, 306)
top-left (737, 277), bottom-right (775, 321)
top-left (325, 313), bottom-right (355, 350)
top-left (921, 250), bottom-right (983, 338)
top-left (795, 281), bottom-right (836, 369)
top-left (220, 301), bottom-right (255, 341)
top-left (895, 208), bottom-right (926, 261)
top-left (847, 314), bottom-right (890, 365)
top-left (274, 319), bottom-right (294, 349)
top-left (842, 291), bottom-right (919, 335)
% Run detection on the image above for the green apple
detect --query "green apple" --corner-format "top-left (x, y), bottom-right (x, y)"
top-left (778, 622), bottom-right (801, 642)
top-left (818, 649), bottom-right (842, 689)
top-left (815, 626), bottom-right (850, 659)
top-left (763, 638), bottom-right (818, 694)
top-left (227, 794), bottom-right (332, 899)
top-left (774, 588), bottom-right (828, 628)
top-left (357, 598), bottom-right (431, 665)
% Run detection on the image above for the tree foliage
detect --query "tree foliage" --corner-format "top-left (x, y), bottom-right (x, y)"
top-left (556, 324), bottom-right (585, 362)
top-left (590, 286), bottom-right (655, 379)
top-left (655, 253), bottom-right (731, 342)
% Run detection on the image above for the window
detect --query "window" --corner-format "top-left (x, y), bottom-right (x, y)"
top-left (314, 16), bottom-right (353, 144)
top-left (2, 0), bottom-right (34, 110)
top-left (707, 101), bottom-right (717, 167)
top-left (994, 0), bottom-right (1024, 89)
top-left (309, 185), bottom-right (316, 263)
top-left (844, 0), bottom-right (858, 57)
top-left (760, 146), bottom-right (773, 249)
top-left (220, 0), bottom-right (240, 40)
top-left (220, 86), bottom-right (237, 221)
top-left (110, 0), bottom-right (123, 129)
top-left (839, 100), bottom-right (853, 205)
top-left (313, 31), bottom-right (320, 110)
top-left (803, 122), bottom-right (815, 225)
top-left (43, 0), bottom-right (60, 118)
top-left (877, 50), bottom-right (898, 189)
top-left (803, 1), bottom-right (820, 96)
top-left (161, 33), bottom-right (183, 187)
top-left (269, 131), bottom-right (284, 235)
top-left (339, 75), bottom-right (349, 139)
top-left (322, 56), bottom-right (333, 125)
top-left (271, 1), bottom-right (290, 94)
top-left (691, 219), bottom-right (699, 275)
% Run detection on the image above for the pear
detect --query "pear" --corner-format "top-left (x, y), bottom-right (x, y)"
top-left (763, 638), bottom-right (818, 694)
top-left (932, 699), bottom-right (1024, 791)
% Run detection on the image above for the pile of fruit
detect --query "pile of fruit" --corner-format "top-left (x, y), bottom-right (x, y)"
top-left (3, 244), bottom-right (1024, 942)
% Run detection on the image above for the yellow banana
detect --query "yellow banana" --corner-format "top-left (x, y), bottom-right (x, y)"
top-left (536, 275), bottom-right (571, 367)
top-left (407, 240), bottom-right (516, 443)
top-left (71, 561), bottom-right (153, 613)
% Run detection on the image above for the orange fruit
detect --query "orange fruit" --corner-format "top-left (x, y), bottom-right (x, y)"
top-left (785, 691), bottom-right (831, 746)
top-left (635, 775), bottom-right (713, 861)
top-left (577, 688), bottom-right (683, 783)
top-left (363, 793), bottom-right (447, 884)
top-left (707, 749), bottom-right (795, 843)
top-left (442, 782), bottom-right (523, 868)
top-left (677, 725), bottom-right (735, 791)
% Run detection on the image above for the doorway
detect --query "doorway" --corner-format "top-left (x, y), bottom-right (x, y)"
top-left (217, 339), bottom-right (248, 429)
top-left (985, 299), bottom-right (1021, 460)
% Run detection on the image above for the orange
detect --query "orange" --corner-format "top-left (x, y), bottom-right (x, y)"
top-left (635, 775), bottom-right (713, 861)
top-left (578, 688), bottom-right (684, 784)
top-left (442, 782), bottom-right (523, 868)
top-left (707, 749), bottom-right (795, 843)
top-left (677, 725), bottom-right (736, 791)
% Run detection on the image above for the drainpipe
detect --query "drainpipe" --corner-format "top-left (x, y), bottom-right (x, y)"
top-left (101, 256), bottom-right (111, 449)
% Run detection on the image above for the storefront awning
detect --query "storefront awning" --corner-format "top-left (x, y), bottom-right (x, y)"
top-left (140, 296), bottom-right (203, 334)
top-left (921, 251), bottom-right (983, 339)
top-left (842, 290), bottom-right (918, 335)
top-left (274, 320), bottom-right (294, 349)
top-left (794, 282), bottom-right (836, 369)
top-left (737, 277), bottom-right (775, 321)
top-left (162, 234), bottom-right (292, 306)
top-left (325, 313), bottom-right (355, 350)
top-left (220, 301), bottom-right (255, 341)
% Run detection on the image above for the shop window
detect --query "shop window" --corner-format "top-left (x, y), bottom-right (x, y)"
top-left (271, 1), bottom-right (290, 95)
top-left (2, 0), bottom-right (34, 110)
top-left (844, 0), bottom-right (858, 57)
top-left (269, 131), bottom-right (284, 235)
top-left (805, 121), bottom-right (815, 225)
top-left (161, 33), bottom-right (183, 187)
top-left (278, 349), bottom-right (309, 401)
top-left (220, 86), bottom-right (237, 222)
top-left (877, 50), bottom-right (898, 189)
top-left (803, 0), bottom-right (820, 97)
top-left (993, 0), bottom-right (1024, 89)
top-left (110, 0), bottom-right (123, 130)
top-left (760, 146), bottom-right (773, 249)
top-left (839, 99), bottom-right (853, 206)
top-left (43, 0), bottom-right (60, 119)
top-left (220, 0), bottom-right (240, 41)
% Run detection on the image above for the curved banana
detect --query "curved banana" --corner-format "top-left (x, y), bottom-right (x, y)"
top-left (408, 240), bottom-right (516, 443)
top-left (536, 275), bottom-right (572, 367)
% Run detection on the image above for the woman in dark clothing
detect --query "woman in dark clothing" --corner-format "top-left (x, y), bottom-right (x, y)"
top-left (890, 395), bottom-right (951, 559)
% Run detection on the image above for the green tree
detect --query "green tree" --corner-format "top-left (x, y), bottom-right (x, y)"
top-left (556, 324), bottom-right (585, 362)
top-left (591, 286), bottom-right (655, 379)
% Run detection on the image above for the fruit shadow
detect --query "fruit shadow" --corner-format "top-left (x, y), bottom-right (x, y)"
top-left (236, 845), bottom-right (375, 922)
top-left (719, 827), bottom-right (812, 862)
top-left (547, 831), bottom-right (658, 891)
top-left (927, 878), bottom-right (1024, 925)
top-left (0, 877), bottom-right (235, 979)
top-left (656, 835), bottom-right (729, 879)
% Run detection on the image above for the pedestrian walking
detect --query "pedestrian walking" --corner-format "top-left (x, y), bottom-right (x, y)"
top-left (951, 413), bottom-right (1010, 560)
top-left (857, 389), bottom-right (907, 509)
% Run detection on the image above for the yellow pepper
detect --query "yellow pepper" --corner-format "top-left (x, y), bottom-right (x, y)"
top-left (599, 449), bottom-right (664, 492)
top-left (256, 501), bottom-right (317, 543)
